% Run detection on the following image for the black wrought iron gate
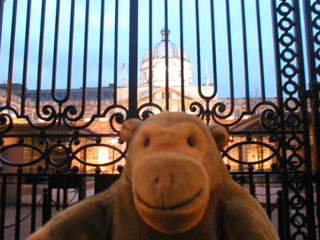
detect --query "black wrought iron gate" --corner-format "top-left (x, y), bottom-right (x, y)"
top-left (0, 0), bottom-right (320, 239)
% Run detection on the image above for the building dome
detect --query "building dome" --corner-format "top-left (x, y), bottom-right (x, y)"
top-left (142, 29), bottom-right (190, 63)
top-left (140, 28), bottom-right (193, 87)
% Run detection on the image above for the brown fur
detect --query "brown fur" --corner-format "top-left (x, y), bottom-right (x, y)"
top-left (28, 112), bottom-right (279, 240)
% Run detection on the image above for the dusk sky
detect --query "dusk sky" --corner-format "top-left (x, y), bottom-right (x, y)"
top-left (0, 0), bottom-right (308, 98)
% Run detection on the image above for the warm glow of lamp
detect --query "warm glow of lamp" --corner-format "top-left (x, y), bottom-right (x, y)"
top-left (98, 147), bottom-right (109, 171)
top-left (110, 138), bottom-right (118, 145)
top-left (223, 157), bottom-right (228, 165)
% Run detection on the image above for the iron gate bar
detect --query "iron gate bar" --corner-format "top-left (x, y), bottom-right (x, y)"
top-left (209, 0), bottom-right (218, 100)
top-left (179, 0), bottom-right (185, 111)
top-left (51, 0), bottom-right (62, 103)
top-left (113, 0), bottom-right (119, 106)
top-left (165, 0), bottom-right (169, 111)
top-left (31, 176), bottom-right (37, 233)
top-left (97, 0), bottom-right (105, 115)
top-left (303, 0), bottom-right (320, 238)
top-left (128, 0), bottom-right (138, 119)
top-left (224, 0), bottom-right (235, 120)
top-left (195, 0), bottom-right (202, 101)
top-left (36, 0), bottom-right (47, 122)
top-left (0, 0), bottom-right (3, 55)
top-left (80, 0), bottom-right (90, 121)
top-left (265, 174), bottom-right (271, 219)
top-left (148, 0), bottom-right (153, 104)
top-left (294, 0), bottom-right (316, 237)
top-left (6, 0), bottom-right (18, 108)
top-left (0, 175), bottom-right (7, 240)
top-left (240, 0), bottom-right (250, 112)
top-left (271, 1), bottom-right (291, 238)
top-left (255, 0), bottom-right (266, 102)
top-left (15, 174), bottom-right (22, 240)
top-left (21, 0), bottom-right (32, 117)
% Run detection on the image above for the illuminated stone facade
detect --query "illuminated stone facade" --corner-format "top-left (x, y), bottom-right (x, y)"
top-left (0, 30), bottom-right (290, 173)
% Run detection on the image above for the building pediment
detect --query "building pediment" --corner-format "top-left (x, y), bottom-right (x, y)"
top-left (138, 87), bottom-right (194, 101)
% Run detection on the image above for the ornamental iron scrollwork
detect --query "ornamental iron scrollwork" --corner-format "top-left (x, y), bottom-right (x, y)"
top-left (137, 103), bottom-right (163, 120)
top-left (273, 0), bottom-right (314, 238)
top-left (0, 103), bottom-right (128, 173)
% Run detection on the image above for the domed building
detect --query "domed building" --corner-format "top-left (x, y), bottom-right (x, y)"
top-left (140, 29), bottom-right (193, 87)
top-left (120, 28), bottom-right (216, 112)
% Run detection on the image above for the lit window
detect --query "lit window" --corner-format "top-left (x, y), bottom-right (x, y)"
top-left (56, 93), bottom-right (63, 99)
top-left (88, 92), bottom-right (95, 99)
top-left (41, 93), bottom-right (48, 99)
top-left (104, 92), bottom-right (112, 99)
top-left (71, 93), bottom-right (78, 99)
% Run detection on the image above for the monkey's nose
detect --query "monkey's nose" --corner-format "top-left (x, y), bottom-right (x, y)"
top-left (154, 175), bottom-right (174, 198)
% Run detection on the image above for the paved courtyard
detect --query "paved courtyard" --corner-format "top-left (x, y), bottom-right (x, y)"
top-left (2, 185), bottom-right (284, 240)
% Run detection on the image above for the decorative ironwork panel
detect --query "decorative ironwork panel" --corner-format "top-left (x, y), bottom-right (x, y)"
top-left (303, 0), bottom-right (320, 238)
top-left (272, 0), bottom-right (316, 238)
top-left (0, 0), bottom-right (129, 174)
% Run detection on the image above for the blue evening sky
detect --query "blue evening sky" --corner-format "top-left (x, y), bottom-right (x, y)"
top-left (0, 0), bottom-right (309, 98)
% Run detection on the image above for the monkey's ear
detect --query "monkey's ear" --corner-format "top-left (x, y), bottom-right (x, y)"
top-left (120, 118), bottom-right (143, 144)
top-left (209, 125), bottom-right (229, 151)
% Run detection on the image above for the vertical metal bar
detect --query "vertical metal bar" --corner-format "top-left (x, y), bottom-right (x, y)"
top-left (63, 176), bottom-right (68, 209)
top-left (21, 0), bottom-right (32, 116)
top-left (128, 0), bottom-right (138, 118)
top-left (0, 0), bottom-right (4, 55)
top-left (31, 175), bottom-right (37, 233)
top-left (0, 175), bottom-right (7, 240)
top-left (225, 0), bottom-right (235, 117)
top-left (240, 0), bottom-right (250, 111)
top-left (36, 0), bottom-right (47, 119)
top-left (98, 0), bottom-right (105, 114)
top-left (15, 174), bottom-right (22, 240)
top-left (312, 88), bottom-right (320, 237)
top-left (210, 0), bottom-right (217, 97)
top-left (194, 0), bottom-right (213, 117)
top-left (56, 187), bottom-right (60, 210)
top-left (293, 0), bottom-right (316, 237)
top-left (66, 0), bottom-right (75, 102)
top-left (78, 176), bottom-right (85, 201)
top-left (113, 0), bottom-right (119, 105)
top-left (51, 0), bottom-right (75, 105)
top-left (195, 0), bottom-right (202, 96)
top-left (48, 176), bottom-right (52, 220)
top-left (271, 1), bottom-right (290, 238)
top-left (255, 0), bottom-right (265, 101)
top-left (303, 0), bottom-right (320, 236)
top-left (42, 188), bottom-right (48, 224)
top-left (164, 0), bottom-right (169, 111)
top-left (179, 0), bottom-right (185, 111)
top-left (6, 0), bottom-right (18, 107)
top-left (51, 0), bottom-right (61, 102)
top-left (265, 174), bottom-right (271, 219)
top-left (248, 167), bottom-right (255, 198)
top-left (277, 191), bottom-right (284, 240)
top-left (79, 0), bottom-right (90, 120)
top-left (148, 0), bottom-right (153, 103)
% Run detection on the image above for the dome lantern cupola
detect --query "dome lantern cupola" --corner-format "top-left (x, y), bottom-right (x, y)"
top-left (161, 28), bottom-right (171, 41)
top-left (140, 29), bottom-right (193, 87)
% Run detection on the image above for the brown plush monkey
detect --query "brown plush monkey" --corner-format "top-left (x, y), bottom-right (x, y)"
top-left (28, 112), bottom-right (279, 240)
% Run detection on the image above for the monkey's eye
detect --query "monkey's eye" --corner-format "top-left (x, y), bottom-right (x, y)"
top-left (187, 137), bottom-right (195, 147)
top-left (144, 137), bottom-right (150, 147)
